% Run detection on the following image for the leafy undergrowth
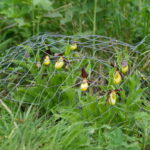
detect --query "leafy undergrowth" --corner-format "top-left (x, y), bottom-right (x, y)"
top-left (0, 35), bottom-right (150, 150)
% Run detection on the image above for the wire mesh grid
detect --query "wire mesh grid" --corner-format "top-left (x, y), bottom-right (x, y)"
top-left (0, 33), bottom-right (149, 121)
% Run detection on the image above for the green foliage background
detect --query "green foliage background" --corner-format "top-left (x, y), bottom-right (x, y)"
top-left (1, 0), bottom-right (150, 49)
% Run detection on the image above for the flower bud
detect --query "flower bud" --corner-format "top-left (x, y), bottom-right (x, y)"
top-left (36, 62), bottom-right (41, 68)
top-left (139, 71), bottom-right (148, 81)
top-left (65, 64), bottom-right (69, 70)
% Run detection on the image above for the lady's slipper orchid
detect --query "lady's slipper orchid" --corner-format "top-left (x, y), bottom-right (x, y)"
top-left (70, 43), bottom-right (77, 51)
top-left (122, 61), bottom-right (128, 74)
top-left (114, 70), bottom-right (122, 84)
top-left (80, 78), bottom-right (89, 91)
top-left (55, 56), bottom-right (65, 69)
top-left (108, 91), bottom-right (117, 105)
top-left (43, 55), bottom-right (50, 65)
top-left (80, 68), bottom-right (89, 91)
top-left (107, 89), bottom-right (122, 105)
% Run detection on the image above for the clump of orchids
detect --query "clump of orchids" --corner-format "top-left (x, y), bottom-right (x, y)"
top-left (113, 60), bottom-right (129, 85)
top-left (40, 41), bottom-right (78, 68)
top-left (42, 48), bottom-right (69, 70)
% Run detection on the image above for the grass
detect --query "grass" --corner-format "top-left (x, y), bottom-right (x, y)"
top-left (0, 34), bottom-right (150, 149)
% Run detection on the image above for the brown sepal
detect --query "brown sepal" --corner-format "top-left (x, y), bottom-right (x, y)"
top-left (45, 48), bottom-right (54, 55)
top-left (81, 68), bottom-right (88, 79)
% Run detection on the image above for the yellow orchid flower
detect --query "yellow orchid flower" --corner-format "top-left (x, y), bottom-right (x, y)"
top-left (122, 61), bottom-right (128, 74)
top-left (80, 78), bottom-right (89, 91)
top-left (70, 43), bottom-right (77, 51)
top-left (108, 91), bottom-right (117, 105)
top-left (114, 71), bottom-right (122, 84)
top-left (43, 55), bottom-right (50, 65)
top-left (55, 56), bottom-right (64, 69)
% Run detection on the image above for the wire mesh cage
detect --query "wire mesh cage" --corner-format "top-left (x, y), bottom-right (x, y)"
top-left (0, 33), bottom-right (149, 121)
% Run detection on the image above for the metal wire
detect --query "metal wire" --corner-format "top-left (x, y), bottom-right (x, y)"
top-left (0, 33), bottom-right (149, 113)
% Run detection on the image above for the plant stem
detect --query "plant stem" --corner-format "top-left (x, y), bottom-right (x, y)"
top-left (93, 0), bottom-right (97, 36)
top-left (93, 0), bottom-right (97, 57)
